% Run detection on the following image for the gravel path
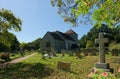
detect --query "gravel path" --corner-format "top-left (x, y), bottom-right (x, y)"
top-left (9, 53), bottom-right (36, 63)
top-left (0, 53), bottom-right (36, 68)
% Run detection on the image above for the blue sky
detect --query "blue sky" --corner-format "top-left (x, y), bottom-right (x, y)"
top-left (0, 0), bottom-right (92, 43)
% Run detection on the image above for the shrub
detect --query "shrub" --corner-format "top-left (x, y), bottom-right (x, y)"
top-left (1, 53), bottom-right (10, 61)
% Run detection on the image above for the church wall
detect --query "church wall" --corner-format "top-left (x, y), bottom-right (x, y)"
top-left (68, 34), bottom-right (78, 42)
top-left (40, 32), bottom-right (55, 52)
top-left (64, 40), bottom-right (76, 50)
top-left (54, 40), bottom-right (65, 52)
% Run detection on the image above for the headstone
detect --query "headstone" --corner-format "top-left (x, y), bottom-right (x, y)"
top-left (46, 49), bottom-right (51, 58)
top-left (95, 33), bottom-right (113, 73)
top-left (82, 49), bottom-right (88, 56)
top-left (20, 47), bottom-right (24, 56)
top-left (57, 61), bottom-right (71, 71)
top-left (74, 49), bottom-right (81, 58)
top-left (68, 50), bottom-right (73, 56)
top-left (61, 49), bottom-right (65, 57)
top-left (40, 49), bottom-right (45, 59)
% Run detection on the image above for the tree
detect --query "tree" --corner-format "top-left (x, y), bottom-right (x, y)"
top-left (0, 8), bottom-right (22, 51)
top-left (0, 31), bottom-right (20, 52)
top-left (86, 40), bottom-right (93, 48)
top-left (20, 42), bottom-right (27, 50)
top-left (24, 38), bottom-right (42, 51)
top-left (79, 24), bottom-right (119, 48)
top-left (0, 9), bottom-right (22, 32)
top-left (10, 35), bottom-right (20, 51)
top-left (51, 0), bottom-right (120, 27)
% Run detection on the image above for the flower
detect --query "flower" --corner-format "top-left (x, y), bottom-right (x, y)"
top-left (88, 69), bottom-right (117, 79)
top-left (101, 72), bottom-right (108, 77)
top-left (118, 67), bottom-right (120, 73)
top-left (93, 68), bottom-right (97, 73)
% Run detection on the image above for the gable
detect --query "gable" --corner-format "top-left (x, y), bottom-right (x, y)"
top-left (49, 32), bottom-right (63, 41)
top-left (57, 31), bottom-right (75, 41)
top-left (65, 29), bottom-right (77, 35)
top-left (41, 32), bottom-right (54, 41)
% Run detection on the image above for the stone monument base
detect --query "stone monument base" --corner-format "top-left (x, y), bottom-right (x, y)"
top-left (96, 63), bottom-right (109, 69)
top-left (96, 63), bottom-right (113, 73)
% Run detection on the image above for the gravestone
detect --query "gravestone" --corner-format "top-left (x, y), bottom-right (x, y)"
top-left (61, 49), bottom-right (65, 57)
top-left (57, 61), bottom-right (71, 71)
top-left (95, 33), bottom-right (113, 73)
top-left (68, 50), bottom-right (73, 56)
top-left (74, 49), bottom-right (81, 58)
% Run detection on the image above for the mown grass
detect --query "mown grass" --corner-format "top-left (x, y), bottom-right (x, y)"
top-left (0, 53), bottom-right (120, 79)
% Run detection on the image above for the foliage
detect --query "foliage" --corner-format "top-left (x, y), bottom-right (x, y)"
top-left (0, 32), bottom-right (20, 52)
top-left (86, 40), bottom-right (93, 48)
top-left (20, 42), bottom-right (27, 50)
top-left (90, 68), bottom-right (116, 79)
top-left (79, 24), bottom-right (120, 48)
top-left (109, 43), bottom-right (120, 51)
top-left (51, 0), bottom-right (120, 27)
top-left (0, 8), bottom-right (22, 52)
top-left (0, 8), bottom-right (22, 32)
top-left (23, 38), bottom-right (42, 51)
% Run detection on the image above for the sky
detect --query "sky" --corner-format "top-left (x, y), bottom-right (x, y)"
top-left (0, 0), bottom-right (93, 43)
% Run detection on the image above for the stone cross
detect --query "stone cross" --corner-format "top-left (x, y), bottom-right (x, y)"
top-left (95, 33), bottom-right (108, 63)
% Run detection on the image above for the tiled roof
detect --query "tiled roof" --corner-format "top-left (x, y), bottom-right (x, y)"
top-left (49, 32), bottom-right (63, 41)
top-left (57, 31), bottom-right (75, 41)
top-left (65, 29), bottom-right (77, 35)
top-left (49, 31), bottom-right (75, 41)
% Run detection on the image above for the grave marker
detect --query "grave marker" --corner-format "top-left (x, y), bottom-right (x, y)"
top-left (95, 33), bottom-right (113, 73)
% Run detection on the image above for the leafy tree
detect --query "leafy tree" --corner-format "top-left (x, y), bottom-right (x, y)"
top-left (10, 35), bottom-right (20, 51)
top-left (51, 0), bottom-right (120, 27)
top-left (86, 40), bottom-right (93, 48)
top-left (0, 32), bottom-right (20, 52)
top-left (79, 35), bottom-right (87, 48)
top-left (79, 24), bottom-right (119, 48)
top-left (0, 8), bottom-right (22, 51)
top-left (20, 42), bottom-right (27, 50)
top-left (25, 38), bottom-right (41, 51)
top-left (0, 9), bottom-right (22, 32)
top-left (114, 25), bottom-right (120, 42)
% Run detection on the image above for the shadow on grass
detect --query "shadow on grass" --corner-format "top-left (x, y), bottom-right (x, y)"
top-left (0, 63), bottom-right (53, 79)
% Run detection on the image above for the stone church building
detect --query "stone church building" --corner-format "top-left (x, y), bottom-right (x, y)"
top-left (40, 29), bottom-right (78, 53)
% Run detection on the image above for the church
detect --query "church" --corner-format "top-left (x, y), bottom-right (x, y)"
top-left (40, 29), bottom-right (78, 53)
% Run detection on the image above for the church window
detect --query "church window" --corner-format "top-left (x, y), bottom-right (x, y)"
top-left (46, 42), bottom-right (50, 47)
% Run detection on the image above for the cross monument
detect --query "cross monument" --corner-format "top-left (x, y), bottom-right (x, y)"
top-left (95, 33), bottom-right (113, 73)
top-left (95, 33), bottom-right (108, 63)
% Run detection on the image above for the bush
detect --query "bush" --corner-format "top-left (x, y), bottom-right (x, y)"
top-left (1, 53), bottom-right (10, 61)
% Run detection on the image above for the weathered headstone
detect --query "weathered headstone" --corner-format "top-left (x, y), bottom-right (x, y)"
top-left (61, 49), bottom-right (65, 57)
top-left (68, 50), bottom-right (73, 56)
top-left (57, 61), bottom-right (71, 71)
top-left (51, 49), bottom-right (57, 56)
top-left (74, 49), bottom-right (81, 58)
top-left (95, 33), bottom-right (113, 73)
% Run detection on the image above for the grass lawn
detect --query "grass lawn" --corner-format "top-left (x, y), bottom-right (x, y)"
top-left (0, 52), bottom-right (120, 79)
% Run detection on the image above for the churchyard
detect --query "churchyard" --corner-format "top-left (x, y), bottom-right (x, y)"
top-left (0, 52), bottom-right (119, 79)
top-left (0, 32), bottom-right (120, 79)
